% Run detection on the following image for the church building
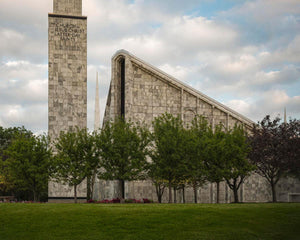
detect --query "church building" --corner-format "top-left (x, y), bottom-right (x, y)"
top-left (48, 0), bottom-right (300, 203)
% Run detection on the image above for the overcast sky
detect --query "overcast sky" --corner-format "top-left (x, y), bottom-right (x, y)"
top-left (0, 0), bottom-right (299, 134)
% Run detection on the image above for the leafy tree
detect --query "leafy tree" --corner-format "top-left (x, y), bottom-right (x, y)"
top-left (185, 116), bottom-right (210, 203)
top-left (205, 124), bottom-right (226, 203)
top-left (3, 132), bottom-right (52, 202)
top-left (78, 129), bottom-right (100, 200)
top-left (249, 116), bottom-right (300, 202)
top-left (53, 128), bottom-right (98, 203)
top-left (279, 119), bottom-right (300, 179)
top-left (151, 113), bottom-right (185, 203)
top-left (97, 118), bottom-right (150, 199)
top-left (146, 162), bottom-right (167, 203)
top-left (223, 125), bottom-right (254, 203)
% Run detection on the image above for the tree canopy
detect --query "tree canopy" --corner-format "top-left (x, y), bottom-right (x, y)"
top-left (249, 116), bottom-right (300, 202)
top-left (97, 118), bottom-right (150, 199)
top-left (2, 131), bottom-right (52, 202)
top-left (53, 128), bottom-right (98, 203)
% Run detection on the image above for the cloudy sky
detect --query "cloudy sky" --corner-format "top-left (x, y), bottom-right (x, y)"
top-left (0, 0), bottom-right (299, 134)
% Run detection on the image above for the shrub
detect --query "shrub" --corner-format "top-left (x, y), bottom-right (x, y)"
top-left (143, 198), bottom-right (153, 203)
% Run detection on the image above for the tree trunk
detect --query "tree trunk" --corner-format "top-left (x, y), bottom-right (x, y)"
top-left (233, 186), bottom-right (239, 203)
top-left (155, 184), bottom-right (163, 203)
top-left (74, 185), bottom-right (77, 203)
top-left (271, 180), bottom-right (277, 202)
top-left (193, 183), bottom-right (198, 204)
top-left (87, 176), bottom-right (91, 200)
top-left (173, 187), bottom-right (177, 203)
top-left (168, 180), bottom-right (172, 203)
top-left (120, 179), bottom-right (125, 200)
top-left (33, 190), bottom-right (38, 203)
top-left (158, 194), bottom-right (162, 203)
top-left (157, 187), bottom-right (162, 203)
top-left (216, 182), bottom-right (220, 204)
top-left (182, 186), bottom-right (185, 204)
top-left (90, 172), bottom-right (96, 200)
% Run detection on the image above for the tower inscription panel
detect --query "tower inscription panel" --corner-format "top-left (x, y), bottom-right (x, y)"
top-left (48, 15), bottom-right (87, 139)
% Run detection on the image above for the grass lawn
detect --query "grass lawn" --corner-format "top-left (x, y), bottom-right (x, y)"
top-left (0, 203), bottom-right (299, 240)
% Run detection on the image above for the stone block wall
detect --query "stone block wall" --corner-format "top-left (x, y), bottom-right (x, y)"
top-left (53, 0), bottom-right (82, 16)
top-left (48, 0), bottom-right (87, 201)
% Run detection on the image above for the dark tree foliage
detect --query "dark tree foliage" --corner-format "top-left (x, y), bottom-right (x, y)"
top-left (151, 113), bottom-right (186, 203)
top-left (97, 118), bottom-right (150, 199)
top-left (3, 132), bottom-right (52, 202)
top-left (279, 119), bottom-right (300, 179)
top-left (0, 126), bottom-right (36, 199)
top-left (249, 115), bottom-right (300, 202)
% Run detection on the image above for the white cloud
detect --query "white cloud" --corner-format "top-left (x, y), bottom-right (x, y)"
top-left (229, 0), bottom-right (300, 23)
top-left (0, 103), bottom-right (47, 132)
top-left (0, 61), bottom-right (47, 105)
top-left (225, 90), bottom-right (300, 121)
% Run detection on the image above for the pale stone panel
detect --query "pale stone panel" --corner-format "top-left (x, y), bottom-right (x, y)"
top-left (54, 0), bottom-right (82, 16)
top-left (243, 174), bottom-right (271, 202)
top-left (183, 91), bottom-right (197, 108)
top-left (166, 85), bottom-right (181, 108)
top-left (277, 177), bottom-right (300, 202)
top-left (48, 179), bottom-right (86, 198)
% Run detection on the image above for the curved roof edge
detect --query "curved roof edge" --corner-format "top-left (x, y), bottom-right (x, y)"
top-left (112, 49), bottom-right (255, 126)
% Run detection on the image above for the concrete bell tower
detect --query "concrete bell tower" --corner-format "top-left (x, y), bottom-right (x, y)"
top-left (48, 0), bottom-right (87, 202)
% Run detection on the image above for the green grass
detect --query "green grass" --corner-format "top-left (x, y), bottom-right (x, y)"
top-left (0, 203), bottom-right (299, 240)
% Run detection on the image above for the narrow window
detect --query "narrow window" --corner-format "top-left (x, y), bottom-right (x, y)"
top-left (120, 58), bottom-right (125, 117)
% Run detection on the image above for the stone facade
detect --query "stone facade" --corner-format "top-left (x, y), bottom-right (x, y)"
top-left (100, 50), bottom-right (300, 203)
top-left (48, 0), bottom-right (87, 202)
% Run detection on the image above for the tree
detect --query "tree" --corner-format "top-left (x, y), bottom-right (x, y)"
top-left (249, 116), bottom-right (300, 202)
top-left (97, 118), bottom-right (150, 199)
top-left (3, 132), bottom-right (52, 202)
top-left (76, 129), bottom-right (100, 201)
top-left (205, 124), bottom-right (226, 203)
top-left (279, 119), bottom-right (300, 179)
top-left (53, 128), bottom-right (99, 203)
top-left (146, 162), bottom-right (167, 203)
top-left (151, 113), bottom-right (185, 203)
top-left (223, 125), bottom-right (254, 203)
top-left (185, 115), bottom-right (210, 203)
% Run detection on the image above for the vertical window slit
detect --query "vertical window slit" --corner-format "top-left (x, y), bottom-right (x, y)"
top-left (120, 58), bottom-right (125, 118)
